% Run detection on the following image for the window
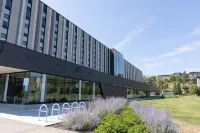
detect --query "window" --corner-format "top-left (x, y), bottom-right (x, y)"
top-left (39, 47), bottom-right (43, 51)
top-left (23, 36), bottom-right (28, 42)
top-left (1, 27), bottom-right (7, 40)
top-left (56, 13), bottom-right (59, 21)
top-left (53, 52), bottom-right (56, 56)
top-left (40, 34), bottom-right (44, 39)
top-left (43, 5), bottom-right (47, 13)
top-left (1, 27), bottom-right (8, 35)
top-left (39, 42), bottom-right (43, 47)
top-left (41, 27), bottom-right (45, 32)
top-left (41, 31), bottom-right (44, 35)
top-left (66, 20), bottom-right (69, 27)
top-left (4, 8), bottom-right (10, 16)
top-left (24, 27), bottom-right (28, 34)
top-left (27, 3), bottom-right (31, 8)
top-left (25, 19), bottom-right (30, 25)
top-left (28, 0), bottom-right (32, 4)
top-left (5, 0), bottom-right (12, 10)
top-left (3, 14), bottom-right (9, 22)
top-left (42, 18), bottom-right (46, 27)
top-left (1, 33), bottom-right (6, 41)
top-left (39, 37), bottom-right (43, 43)
top-left (26, 7), bottom-right (31, 19)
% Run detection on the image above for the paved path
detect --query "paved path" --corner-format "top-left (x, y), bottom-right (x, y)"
top-left (0, 118), bottom-right (76, 133)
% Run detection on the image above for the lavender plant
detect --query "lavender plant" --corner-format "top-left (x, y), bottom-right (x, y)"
top-left (90, 97), bottom-right (127, 117)
top-left (61, 110), bottom-right (100, 131)
top-left (61, 97), bottom-right (127, 131)
top-left (129, 102), bottom-right (177, 133)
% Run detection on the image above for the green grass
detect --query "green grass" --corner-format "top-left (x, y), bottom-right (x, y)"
top-left (140, 96), bottom-right (200, 125)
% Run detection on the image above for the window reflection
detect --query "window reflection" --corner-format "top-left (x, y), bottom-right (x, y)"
top-left (0, 75), bottom-right (6, 101)
top-left (0, 71), bottom-right (103, 103)
top-left (126, 88), bottom-right (146, 98)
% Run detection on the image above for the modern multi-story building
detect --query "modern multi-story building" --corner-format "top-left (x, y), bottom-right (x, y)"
top-left (188, 72), bottom-right (200, 79)
top-left (158, 75), bottom-right (170, 79)
top-left (0, 0), bottom-right (156, 104)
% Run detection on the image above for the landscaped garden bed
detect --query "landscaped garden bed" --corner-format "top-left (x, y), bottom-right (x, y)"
top-left (51, 97), bottom-right (177, 133)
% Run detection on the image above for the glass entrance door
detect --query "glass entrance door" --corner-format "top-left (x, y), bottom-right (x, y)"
top-left (0, 75), bottom-right (6, 102)
top-left (7, 73), bottom-right (29, 104)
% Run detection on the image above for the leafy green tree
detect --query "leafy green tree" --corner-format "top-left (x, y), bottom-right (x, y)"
top-left (181, 71), bottom-right (188, 82)
top-left (189, 81), bottom-right (198, 95)
top-left (169, 74), bottom-right (176, 82)
top-left (176, 76), bottom-right (182, 82)
top-left (172, 81), bottom-right (182, 95)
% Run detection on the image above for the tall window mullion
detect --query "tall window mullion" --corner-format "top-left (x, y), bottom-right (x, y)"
top-left (1, 0), bottom-right (12, 41)
top-left (52, 13), bottom-right (59, 57)
top-left (39, 5), bottom-right (47, 53)
top-left (22, 0), bottom-right (32, 48)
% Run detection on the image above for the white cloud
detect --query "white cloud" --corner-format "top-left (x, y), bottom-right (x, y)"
top-left (145, 63), bottom-right (163, 68)
top-left (141, 41), bottom-right (200, 62)
top-left (171, 58), bottom-right (181, 64)
top-left (114, 17), bottom-right (157, 51)
top-left (185, 68), bottom-right (200, 73)
top-left (188, 27), bottom-right (200, 36)
top-left (164, 41), bottom-right (200, 57)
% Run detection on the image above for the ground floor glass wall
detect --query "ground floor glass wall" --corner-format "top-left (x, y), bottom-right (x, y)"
top-left (127, 88), bottom-right (146, 98)
top-left (81, 81), bottom-right (93, 100)
top-left (0, 71), bottom-right (103, 104)
top-left (45, 75), bottom-right (79, 102)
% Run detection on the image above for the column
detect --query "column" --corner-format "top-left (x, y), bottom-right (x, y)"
top-left (93, 82), bottom-right (95, 99)
top-left (3, 74), bottom-right (9, 102)
top-left (79, 80), bottom-right (82, 100)
top-left (40, 74), bottom-right (46, 102)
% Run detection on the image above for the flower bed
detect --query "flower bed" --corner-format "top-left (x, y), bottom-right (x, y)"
top-left (59, 98), bottom-right (177, 133)
top-left (61, 97), bottom-right (127, 131)
top-left (129, 102), bottom-right (177, 133)
top-left (94, 107), bottom-right (148, 133)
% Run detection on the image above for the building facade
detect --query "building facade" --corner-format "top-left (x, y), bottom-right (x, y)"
top-left (0, 0), bottom-right (155, 104)
top-left (0, 0), bottom-right (111, 74)
top-left (124, 59), bottom-right (143, 82)
top-left (158, 75), bottom-right (170, 79)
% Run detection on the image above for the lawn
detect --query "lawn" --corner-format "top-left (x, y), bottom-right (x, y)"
top-left (141, 96), bottom-right (200, 125)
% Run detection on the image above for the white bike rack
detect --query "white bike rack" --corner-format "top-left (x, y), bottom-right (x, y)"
top-left (39, 104), bottom-right (48, 122)
top-left (71, 102), bottom-right (78, 112)
top-left (79, 102), bottom-right (86, 110)
top-left (62, 103), bottom-right (70, 114)
top-left (51, 103), bottom-right (60, 116)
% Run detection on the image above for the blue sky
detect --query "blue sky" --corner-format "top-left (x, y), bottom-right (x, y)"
top-left (41, 0), bottom-right (200, 76)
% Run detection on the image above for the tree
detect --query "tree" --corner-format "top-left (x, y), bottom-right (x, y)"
top-left (172, 81), bottom-right (182, 95)
top-left (181, 71), bottom-right (188, 82)
top-left (155, 76), bottom-right (165, 94)
top-left (163, 79), bottom-right (169, 90)
top-left (189, 81), bottom-right (198, 95)
top-left (169, 74), bottom-right (176, 82)
top-left (176, 75), bottom-right (183, 82)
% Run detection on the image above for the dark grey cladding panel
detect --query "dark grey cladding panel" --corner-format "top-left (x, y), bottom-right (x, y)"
top-left (0, 41), bottom-right (158, 92)
top-left (100, 83), bottom-right (127, 98)
top-left (0, 41), bottom-right (4, 54)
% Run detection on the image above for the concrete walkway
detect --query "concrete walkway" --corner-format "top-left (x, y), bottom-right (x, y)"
top-left (0, 118), bottom-right (76, 133)
top-left (0, 104), bottom-right (61, 126)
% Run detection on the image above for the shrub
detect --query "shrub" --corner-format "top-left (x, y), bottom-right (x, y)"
top-left (90, 97), bottom-right (127, 118)
top-left (120, 107), bottom-right (142, 126)
top-left (129, 102), bottom-right (177, 133)
top-left (61, 110), bottom-right (100, 131)
top-left (128, 125), bottom-right (148, 133)
top-left (94, 113), bottom-right (127, 133)
top-left (94, 107), bottom-right (148, 133)
top-left (61, 97), bottom-right (126, 131)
